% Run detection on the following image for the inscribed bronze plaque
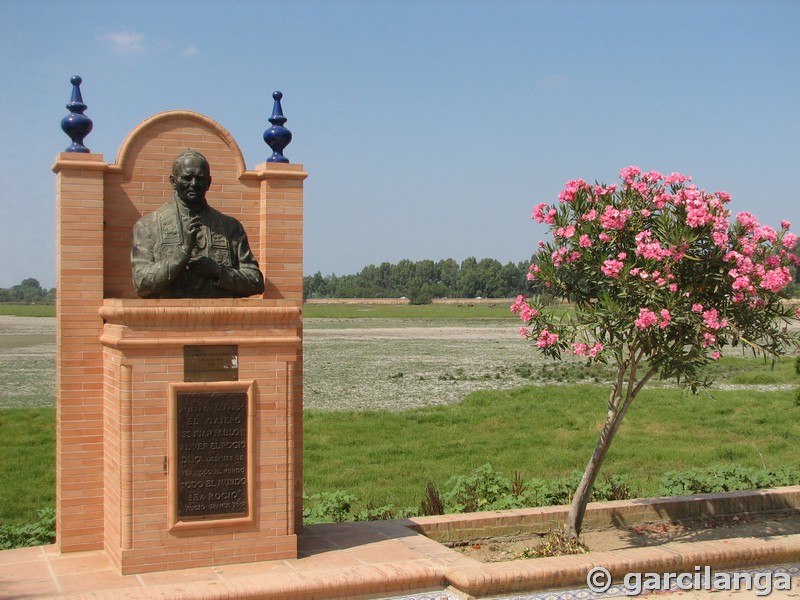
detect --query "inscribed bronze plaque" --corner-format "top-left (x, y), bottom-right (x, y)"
top-left (176, 392), bottom-right (248, 519)
top-left (184, 345), bottom-right (238, 382)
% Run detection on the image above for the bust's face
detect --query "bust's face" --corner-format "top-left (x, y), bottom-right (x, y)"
top-left (171, 155), bottom-right (211, 208)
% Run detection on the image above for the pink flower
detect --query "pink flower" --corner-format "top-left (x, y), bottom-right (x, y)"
top-left (572, 342), bottom-right (588, 356)
top-left (536, 329), bottom-right (560, 348)
top-left (619, 166), bottom-right (641, 182)
top-left (684, 190), bottom-right (714, 228)
top-left (659, 308), bottom-right (672, 328)
top-left (555, 225), bottom-right (576, 239)
top-left (558, 179), bottom-right (587, 203)
top-left (702, 308), bottom-right (727, 331)
top-left (510, 294), bottom-right (527, 313)
top-left (588, 342), bottom-right (604, 358)
top-left (712, 230), bottom-right (729, 247)
top-left (593, 184), bottom-right (618, 197)
top-left (600, 205), bottom-right (632, 230)
top-left (782, 232), bottom-right (798, 249)
top-left (692, 303), bottom-right (704, 313)
top-left (736, 212), bottom-right (760, 231)
top-left (519, 305), bottom-right (539, 322)
top-left (532, 203), bottom-right (557, 224)
top-left (732, 276), bottom-right (751, 292)
top-left (635, 308), bottom-right (659, 330)
top-left (519, 327), bottom-right (528, 337)
top-left (510, 295), bottom-right (540, 322)
top-left (754, 225), bottom-right (778, 244)
top-left (579, 234), bottom-right (592, 248)
top-left (634, 231), bottom-right (670, 260)
top-left (664, 172), bottom-right (691, 186)
top-left (796, 307), bottom-right (800, 319)
top-left (760, 267), bottom-right (791, 293)
top-left (781, 220), bottom-right (792, 230)
top-left (711, 351), bottom-right (721, 360)
top-left (601, 259), bottom-right (625, 278)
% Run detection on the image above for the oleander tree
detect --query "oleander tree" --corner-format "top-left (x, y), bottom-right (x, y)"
top-left (512, 166), bottom-right (800, 539)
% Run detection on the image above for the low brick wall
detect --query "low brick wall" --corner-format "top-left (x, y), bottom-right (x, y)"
top-left (408, 485), bottom-right (800, 544)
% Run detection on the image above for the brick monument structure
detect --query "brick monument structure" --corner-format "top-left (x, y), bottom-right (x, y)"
top-left (53, 77), bottom-right (306, 574)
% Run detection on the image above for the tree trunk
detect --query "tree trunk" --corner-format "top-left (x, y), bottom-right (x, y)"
top-left (565, 401), bottom-right (620, 539)
top-left (565, 360), bottom-right (656, 540)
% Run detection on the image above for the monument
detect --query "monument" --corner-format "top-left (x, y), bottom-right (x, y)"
top-left (53, 77), bottom-right (306, 574)
top-left (131, 149), bottom-right (265, 299)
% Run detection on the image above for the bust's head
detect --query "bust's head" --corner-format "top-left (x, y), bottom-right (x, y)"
top-left (170, 150), bottom-right (212, 209)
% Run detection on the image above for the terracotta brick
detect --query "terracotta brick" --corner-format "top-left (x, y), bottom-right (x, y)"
top-left (55, 112), bottom-right (305, 574)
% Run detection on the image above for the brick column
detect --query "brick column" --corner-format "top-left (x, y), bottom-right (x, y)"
top-left (52, 152), bottom-right (108, 551)
top-left (251, 162), bottom-right (306, 530)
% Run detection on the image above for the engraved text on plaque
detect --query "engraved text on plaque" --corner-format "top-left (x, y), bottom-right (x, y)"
top-left (176, 392), bottom-right (248, 519)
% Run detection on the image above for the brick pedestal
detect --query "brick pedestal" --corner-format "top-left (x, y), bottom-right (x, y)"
top-left (53, 110), bottom-right (306, 573)
top-left (99, 299), bottom-right (300, 573)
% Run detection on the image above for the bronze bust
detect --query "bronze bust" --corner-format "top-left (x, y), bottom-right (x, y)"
top-left (131, 150), bottom-right (265, 298)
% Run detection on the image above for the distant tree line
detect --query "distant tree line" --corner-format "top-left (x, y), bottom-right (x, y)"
top-left (304, 257), bottom-right (541, 303)
top-left (0, 278), bottom-right (56, 304)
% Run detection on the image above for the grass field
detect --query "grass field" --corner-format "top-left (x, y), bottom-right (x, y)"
top-left (303, 301), bottom-right (517, 320)
top-left (305, 384), bottom-right (800, 512)
top-left (1, 301), bottom-right (798, 526)
top-left (0, 305), bottom-right (55, 317)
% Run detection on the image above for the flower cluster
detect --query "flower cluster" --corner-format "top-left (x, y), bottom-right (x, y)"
top-left (512, 166), bottom-right (799, 383)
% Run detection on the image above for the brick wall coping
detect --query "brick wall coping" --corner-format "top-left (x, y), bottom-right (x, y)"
top-left (51, 151), bottom-right (309, 181)
top-left (99, 299), bottom-right (301, 328)
top-left (51, 152), bottom-right (107, 172)
top-left (407, 485), bottom-right (800, 543)
top-left (99, 300), bottom-right (302, 350)
top-left (244, 162), bottom-right (309, 180)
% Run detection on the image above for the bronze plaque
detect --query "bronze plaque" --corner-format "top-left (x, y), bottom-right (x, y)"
top-left (184, 345), bottom-right (238, 382)
top-left (177, 392), bottom-right (248, 519)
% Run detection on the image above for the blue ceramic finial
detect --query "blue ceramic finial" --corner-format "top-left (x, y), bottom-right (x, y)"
top-left (263, 91), bottom-right (292, 163)
top-left (61, 75), bottom-right (93, 153)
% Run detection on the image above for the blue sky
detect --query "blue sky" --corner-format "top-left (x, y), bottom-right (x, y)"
top-left (1, 0), bottom-right (798, 289)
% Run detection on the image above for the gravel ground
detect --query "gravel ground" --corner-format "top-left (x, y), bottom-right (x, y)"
top-left (0, 316), bottom-right (56, 408)
top-left (0, 315), bottom-right (544, 411)
top-left (303, 321), bottom-right (542, 411)
top-left (0, 315), bottom-right (793, 411)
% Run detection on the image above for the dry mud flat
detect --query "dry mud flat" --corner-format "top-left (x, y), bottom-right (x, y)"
top-left (0, 316), bottom-right (537, 411)
top-left (0, 316), bottom-right (56, 408)
top-left (1, 315), bottom-right (790, 411)
top-left (303, 320), bottom-right (545, 411)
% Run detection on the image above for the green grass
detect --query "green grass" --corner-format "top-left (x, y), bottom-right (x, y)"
top-left (2, 383), bottom-right (799, 526)
top-left (303, 302), bottom-right (518, 319)
top-left (304, 384), bottom-right (800, 512)
top-left (0, 305), bottom-right (55, 317)
top-left (702, 354), bottom-right (798, 385)
top-left (0, 408), bottom-right (55, 524)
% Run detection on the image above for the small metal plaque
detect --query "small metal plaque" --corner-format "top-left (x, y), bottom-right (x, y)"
top-left (176, 392), bottom-right (248, 520)
top-left (184, 345), bottom-right (238, 382)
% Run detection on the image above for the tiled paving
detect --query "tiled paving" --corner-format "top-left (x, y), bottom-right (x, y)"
top-left (1, 518), bottom-right (800, 599)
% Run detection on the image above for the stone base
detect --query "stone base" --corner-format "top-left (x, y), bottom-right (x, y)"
top-left (98, 299), bottom-right (301, 574)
